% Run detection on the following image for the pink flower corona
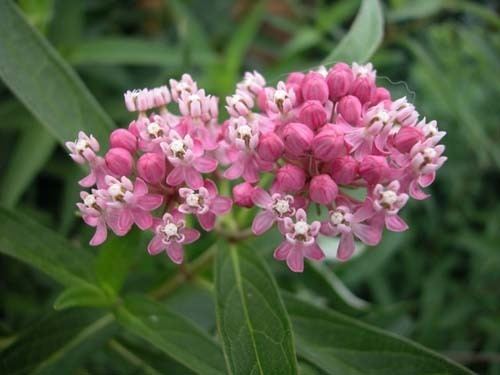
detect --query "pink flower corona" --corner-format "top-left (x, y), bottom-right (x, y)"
top-left (67, 63), bottom-right (446, 272)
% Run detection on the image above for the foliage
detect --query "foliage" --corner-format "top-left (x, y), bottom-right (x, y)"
top-left (1, 0), bottom-right (499, 373)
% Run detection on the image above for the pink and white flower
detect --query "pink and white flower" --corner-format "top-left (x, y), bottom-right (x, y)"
top-left (251, 188), bottom-right (296, 235)
top-left (321, 205), bottom-right (381, 261)
top-left (274, 209), bottom-right (325, 272)
top-left (178, 179), bottom-right (232, 231)
top-left (160, 131), bottom-right (217, 188)
top-left (147, 210), bottom-right (200, 264)
top-left (98, 176), bottom-right (163, 235)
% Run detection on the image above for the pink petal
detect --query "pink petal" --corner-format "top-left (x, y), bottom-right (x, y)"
top-left (251, 188), bottom-right (272, 208)
top-left (183, 228), bottom-right (200, 244)
top-left (320, 222), bottom-right (336, 236)
top-left (353, 199), bottom-right (376, 222)
top-left (198, 212), bottom-right (216, 231)
top-left (242, 158), bottom-right (259, 183)
top-left (133, 209), bottom-right (153, 230)
top-left (166, 242), bottom-right (184, 264)
top-left (274, 241), bottom-right (293, 260)
top-left (304, 243), bottom-right (325, 261)
top-left (134, 178), bottom-right (148, 196)
top-left (251, 210), bottom-right (275, 235)
top-left (148, 235), bottom-right (165, 255)
top-left (223, 161), bottom-right (244, 180)
top-left (109, 210), bottom-right (133, 236)
top-left (184, 167), bottom-right (203, 189)
top-left (210, 196), bottom-right (232, 215)
top-left (89, 223), bottom-right (107, 246)
top-left (385, 214), bottom-right (408, 232)
top-left (193, 156), bottom-right (217, 173)
top-left (419, 172), bottom-right (435, 187)
top-left (203, 179), bottom-right (218, 197)
top-left (137, 194), bottom-right (163, 211)
top-left (337, 233), bottom-right (355, 261)
top-left (166, 166), bottom-right (185, 186)
top-left (409, 180), bottom-right (429, 200)
top-left (352, 222), bottom-right (381, 246)
top-left (79, 172), bottom-right (96, 187)
top-left (286, 247), bottom-right (304, 272)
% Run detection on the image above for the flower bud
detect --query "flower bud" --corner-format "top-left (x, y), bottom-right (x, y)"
top-left (312, 125), bottom-right (345, 161)
top-left (309, 174), bottom-right (338, 205)
top-left (232, 182), bottom-right (255, 208)
top-left (274, 164), bottom-right (306, 193)
top-left (358, 155), bottom-right (389, 185)
top-left (256, 89), bottom-right (268, 112)
top-left (137, 152), bottom-right (166, 184)
top-left (331, 156), bottom-right (358, 184)
top-left (257, 132), bottom-right (284, 162)
top-left (372, 87), bottom-right (391, 104)
top-left (299, 100), bottom-right (328, 130)
top-left (282, 122), bottom-right (314, 157)
top-left (105, 147), bottom-right (133, 176)
top-left (110, 128), bottom-right (137, 153)
top-left (351, 77), bottom-right (375, 104)
top-left (286, 72), bottom-right (305, 86)
top-left (337, 95), bottom-right (362, 125)
top-left (301, 72), bottom-right (329, 104)
top-left (393, 127), bottom-right (424, 153)
top-left (326, 65), bottom-right (354, 101)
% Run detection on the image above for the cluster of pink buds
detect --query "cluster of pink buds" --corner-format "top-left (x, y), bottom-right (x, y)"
top-left (67, 63), bottom-right (446, 272)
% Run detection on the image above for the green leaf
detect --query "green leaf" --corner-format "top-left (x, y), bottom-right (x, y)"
top-left (215, 242), bottom-right (298, 375)
top-left (95, 229), bottom-right (142, 294)
top-left (53, 285), bottom-right (111, 310)
top-left (0, 0), bottom-right (114, 146)
top-left (67, 38), bottom-right (182, 67)
top-left (323, 0), bottom-right (384, 64)
top-left (0, 125), bottom-right (56, 208)
top-left (388, 0), bottom-right (444, 22)
top-left (302, 261), bottom-right (370, 315)
top-left (0, 207), bottom-right (99, 290)
top-left (0, 310), bottom-right (114, 375)
top-left (115, 295), bottom-right (226, 375)
top-left (224, 1), bottom-right (265, 83)
top-left (283, 293), bottom-right (475, 375)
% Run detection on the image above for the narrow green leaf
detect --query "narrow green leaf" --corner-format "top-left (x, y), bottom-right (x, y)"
top-left (115, 295), bottom-right (226, 375)
top-left (302, 261), bottom-right (370, 315)
top-left (0, 125), bottom-right (56, 208)
top-left (0, 207), bottom-right (98, 290)
top-left (68, 38), bottom-right (182, 67)
top-left (323, 0), bottom-right (384, 64)
top-left (95, 229), bottom-right (142, 294)
top-left (215, 242), bottom-right (298, 375)
top-left (284, 293), bottom-right (475, 375)
top-left (0, 0), bottom-right (114, 146)
top-left (388, 0), bottom-right (444, 22)
top-left (53, 285), bottom-right (111, 310)
top-left (224, 1), bottom-right (265, 80)
top-left (0, 310), bottom-right (114, 375)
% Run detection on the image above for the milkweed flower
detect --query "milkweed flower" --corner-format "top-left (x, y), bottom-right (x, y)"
top-left (67, 62), bottom-right (446, 272)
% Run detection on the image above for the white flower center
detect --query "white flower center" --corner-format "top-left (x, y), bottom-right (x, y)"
top-left (83, 194), bottom-right (96, 207)
top-left (237, 125), bottom-right (252, 138)
top-left (274, 90), bottom-right (287, 102)
top-left (330, 211), bottom-right (345, 225)
top-left (108, 183), bottom-right (126, 201)
top-left (75, 139), bottom-right (89, 153)
top-left (186, 193), bottom-right (200, 207)
top-left (162, 223), bottom-right (178, 237)
top-left (273, 199), bottom-right (290, 215)
top-left (377, 110), bottom-right (390, 123)
top-left (423, 147), bottom-right (436, 160)
top-left (357, 66), bottom-right (369, 77)
top-left (170, 139), bottom-right (185, 153)
top-left (294, 221), bottom-right (309, 235)
top-left (381, 190), bottom-right (398, 206)
top-left (147, 122), bottom-right (162, 137)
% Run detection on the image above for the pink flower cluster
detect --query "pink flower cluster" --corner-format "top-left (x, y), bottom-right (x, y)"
top-left (67, 63), bottom-right (446, 272)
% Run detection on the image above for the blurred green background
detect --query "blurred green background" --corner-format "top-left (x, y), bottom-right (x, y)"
top-left (0, 0), bottom-right (499, 374)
